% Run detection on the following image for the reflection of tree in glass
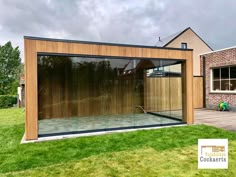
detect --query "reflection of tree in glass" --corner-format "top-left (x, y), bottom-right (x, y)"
top-left (38, 56), bottom-right (118, 95)
top-left (38, 56), bottom-right (73, 94)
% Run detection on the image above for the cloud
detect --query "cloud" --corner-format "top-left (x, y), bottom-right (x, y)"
top-left (0, 0), bottom-right (235, 60)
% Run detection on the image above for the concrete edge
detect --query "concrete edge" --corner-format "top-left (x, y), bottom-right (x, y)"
top-left (21, 124), bottom-right (187, 144)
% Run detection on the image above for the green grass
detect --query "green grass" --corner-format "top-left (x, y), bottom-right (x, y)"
top-left (0, 108), bottom-right (24, 127)
top-left (0, 108), bottom-right (236, 176)
top-left (5, 142), bottom-right (236, 177)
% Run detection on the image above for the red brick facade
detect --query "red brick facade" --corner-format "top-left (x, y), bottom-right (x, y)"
top-left (201, 47), bottom-right (236, 110)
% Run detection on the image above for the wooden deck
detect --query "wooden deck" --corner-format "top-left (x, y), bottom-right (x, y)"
top-left (195, 109), bottom-right (236, 131)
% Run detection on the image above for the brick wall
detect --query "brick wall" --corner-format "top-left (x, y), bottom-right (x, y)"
top-left (201, 47), bottom-right (236, 109)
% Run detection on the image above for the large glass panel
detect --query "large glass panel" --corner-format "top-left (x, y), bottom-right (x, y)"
top-left (230, 80), bottom-right (236, 91)
top-left (221, 67), bottom-right (229, 79)
top-left (213, 80), bottom-right (220, 91)
top-left (38, 55), bottom-right (184, 136)
top-left (221, 80), bottom-right (230, 90)
top-left (103, 58), bottom-right (135, 129)
top-left (157, 63), bottom-right (182, 121)
top-left (230, 67), bottom-right (236, 79)
top-left (213, 68), bottom-right (220, 80)
top-left (133, 60), bottom-right (183, 126)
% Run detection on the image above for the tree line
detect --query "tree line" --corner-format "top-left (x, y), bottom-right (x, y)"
top-left (0, 41), bottom-right (21, 95)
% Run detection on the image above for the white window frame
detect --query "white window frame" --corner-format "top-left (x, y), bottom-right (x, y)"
top-left (210, 66), bottom-right (236, 93)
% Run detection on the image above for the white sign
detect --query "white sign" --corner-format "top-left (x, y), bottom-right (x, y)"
top-left (198, 139), bottom-right (228, 169)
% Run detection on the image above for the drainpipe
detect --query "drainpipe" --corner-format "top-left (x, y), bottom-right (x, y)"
top-left (202, 56), bottom-right (206, 108)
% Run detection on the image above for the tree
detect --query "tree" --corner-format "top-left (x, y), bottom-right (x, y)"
top-left (0, 41), bottom-right (21, 95)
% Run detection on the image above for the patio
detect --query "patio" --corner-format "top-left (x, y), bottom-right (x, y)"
top-left (195, 109), bottom-right (236, 131)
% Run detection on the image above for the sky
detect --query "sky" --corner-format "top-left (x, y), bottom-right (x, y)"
top-left (0, 0), bottom-right (236, 61)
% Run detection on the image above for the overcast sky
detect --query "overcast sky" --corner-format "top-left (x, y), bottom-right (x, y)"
top-left (0, 0), bottom-right (235, 60)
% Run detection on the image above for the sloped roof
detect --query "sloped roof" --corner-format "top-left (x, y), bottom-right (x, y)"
top-left (200, 46), bottom-right (236, 56)
top-left (155, 29), bottom-right (184, 47)
top-left (155, 27), bottom-right (213, 50)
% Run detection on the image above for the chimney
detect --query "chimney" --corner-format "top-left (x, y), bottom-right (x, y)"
top-left (158, 37), bottom-right (162, 42)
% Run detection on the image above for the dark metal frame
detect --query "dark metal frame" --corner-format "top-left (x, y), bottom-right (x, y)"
top-left (25, 36), bottom-right (193, 51)
top-left (37, 52), bottom-right (185, 70)
top-left (39, 122), bottom-right (186, 138)
top-left (147, 112), bottom-right (183, 122)
top-left (37, 53), bottom-right (185, 138)
top-left (38, 52), bottom-right (186, 62)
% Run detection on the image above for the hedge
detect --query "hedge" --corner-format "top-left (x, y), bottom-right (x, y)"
top-left (0, 95), bottom-right (17, 108)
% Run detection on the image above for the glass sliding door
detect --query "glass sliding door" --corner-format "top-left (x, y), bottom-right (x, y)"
top-left (37, 55), bottom-right (184, 137)
top-left (134, 59), bottom-right (183, 126)
top-left (151, 62), bottom-right (183, 120)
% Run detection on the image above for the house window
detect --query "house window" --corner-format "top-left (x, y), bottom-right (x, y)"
top-left (181, 43), bottom-right (187, 49)
top-left (211, 66), bottom-right (236, 92)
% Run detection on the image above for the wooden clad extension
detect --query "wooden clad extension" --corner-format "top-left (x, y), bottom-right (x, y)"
top-left (24, 37), bottom-right (194, 140)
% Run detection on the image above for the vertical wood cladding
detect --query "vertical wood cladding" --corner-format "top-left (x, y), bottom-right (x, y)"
top-left (25, 37), bottom-right (193, 140)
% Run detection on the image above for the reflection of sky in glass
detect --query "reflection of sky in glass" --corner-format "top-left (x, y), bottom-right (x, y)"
top-left (37, 54), bottom-right (184, 135)
top-left (70, 57), bottom-right (131, 69)
top-left (39, 56), bottom-right (181, 72)
top-left (69, 57), bottom-right (180, 70)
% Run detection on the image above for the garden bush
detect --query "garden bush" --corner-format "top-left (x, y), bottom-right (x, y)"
top-left (0, 95), bottom-right (17, 108)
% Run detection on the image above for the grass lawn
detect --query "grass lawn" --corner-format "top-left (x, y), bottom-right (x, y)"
top-left (0, 108), bottom-right (236, 177)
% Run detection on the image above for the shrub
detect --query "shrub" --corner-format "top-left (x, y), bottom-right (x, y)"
top-left (0, 95), bottom-right (17, 108)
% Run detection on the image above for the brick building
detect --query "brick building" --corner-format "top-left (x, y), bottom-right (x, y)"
top-left (200, 46), bottom-right (236, 110)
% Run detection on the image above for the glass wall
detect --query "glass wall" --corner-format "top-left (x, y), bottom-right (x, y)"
top-left (37, 55), bottom-right (184, 136)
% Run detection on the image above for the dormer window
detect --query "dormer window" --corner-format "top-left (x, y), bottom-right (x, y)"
top-left (181, 43), bottom-right (187, 49)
